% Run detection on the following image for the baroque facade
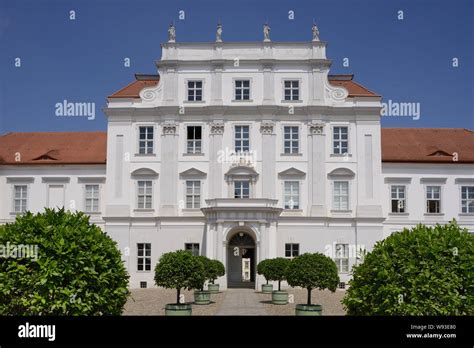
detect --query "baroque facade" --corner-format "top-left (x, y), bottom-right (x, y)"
top-left (1, 35), bottom-right (473, 289)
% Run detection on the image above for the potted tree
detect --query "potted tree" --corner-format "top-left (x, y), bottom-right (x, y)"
top-left (257, 259), bottom-right (273, 293)
top-left (154, 250), bottom-right (205, 315)
top-left (267, 258), bottom-right (291, 305)
top-left (193, 256), bottom-right (213, 305)
top-left (286, 253), bottom-right (339, 316)
top-left (207, 259), bottom-right (225, 294)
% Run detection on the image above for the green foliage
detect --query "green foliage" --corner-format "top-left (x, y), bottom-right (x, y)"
top-left (194, 256), bottom-right (213, 290)
top-left (286, 253), bottom-right (339, 305)
top-left (154, 250), bottom-right (205, 303)
top-left (208, 259), bottom-right (225, 284)
top-left (343, 221), bottom-right (474, 315)
top-left (257, 259), bottom-right (272, 284)
top-left (0, 208), bottom-right (130, 315)
top-left (264, 258), bottom-right (291, 291)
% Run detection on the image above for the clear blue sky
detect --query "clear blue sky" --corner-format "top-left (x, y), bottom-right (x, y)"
top-left (0, 0), bottom-right (473, 133)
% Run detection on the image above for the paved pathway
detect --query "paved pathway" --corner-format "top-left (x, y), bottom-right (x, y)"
top-left (216, 288), bottom-right (266, 315)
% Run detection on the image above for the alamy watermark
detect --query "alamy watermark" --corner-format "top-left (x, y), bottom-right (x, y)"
top-left (55, 99), bottom-right (95, 120)
top-left (0, 242), bottom-right (38, 261)
top-left (381, 99), bottom-right (421, 120)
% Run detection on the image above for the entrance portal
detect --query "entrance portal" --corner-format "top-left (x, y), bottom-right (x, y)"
top-left (227, 232), bottom-right (256, 288)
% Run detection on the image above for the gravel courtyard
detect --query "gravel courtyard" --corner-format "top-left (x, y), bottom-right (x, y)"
top-left (124, 287), bottom-right (346, 315)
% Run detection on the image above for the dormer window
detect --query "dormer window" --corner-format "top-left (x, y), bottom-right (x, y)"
top-left (187, 80), bottom-right (203, 101)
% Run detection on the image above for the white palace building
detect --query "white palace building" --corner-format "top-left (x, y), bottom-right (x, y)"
top-left (1, 26), bottom-right (473, 289)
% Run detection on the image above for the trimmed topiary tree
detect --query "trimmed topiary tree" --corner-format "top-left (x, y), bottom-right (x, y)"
top-left (154, 250), bottom-right (205, 305)
top-left (0, 208), bottom-right (130, 315)
top-left (286, 253), bottom-right (339, 306)
top-left (257, 259), bottom-right (271, 284)
top-left (265, 257), bottom-right (291, 291)
top-left (208, 259), bottom-right (225, 284)
top-left (343, 221), bottom-right (474, 315)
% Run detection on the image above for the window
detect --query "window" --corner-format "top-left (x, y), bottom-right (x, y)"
top-left (235, 80), bottom-right (250, 100)
top-left (186, 180), bottom-right (201, 209)
top-left (138, 126), bottom-right (154, 154)
top-left (187, 126), bottom-right (202, 154)
top-left (335, 244), bottom-right (349, 273)
top-left (140, 281), bottom-right (147, 288)
top-left (391, 185), bottom-right (406, 213)
top-left (333, 181), bottom-right (349, 210)
top-left (235, 125), bottom-right (249, 153)
top-left (284, 181), bottom-right (299, 209)
top-left (185, 243), bottom-right (200, 256)
top-left (333, 126), bottom-right (348, 154)
top-left (283, 126), bottom-right (299, 154)
top-left (137, 243), bottom-right (151, 271)
top-left (137, 181), bottom-right (153, 209)
top-left (187, 80), bottom-right (203, 101)
top-left (234, 180), bottom-right (250, 199)
top-left (85, 184), bottom-right (100, 212)
top-left (284, 80), bottom-right (299, 101)
top-left (285, 243), bottom-right (299, 258)
top-left (426, 186), bottom-right (441, 213)
top-left (13, 185), bottom-right (27, 213)
top-left (461, 186), bottom-right (474, 213)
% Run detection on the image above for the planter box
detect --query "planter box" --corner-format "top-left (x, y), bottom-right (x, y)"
top-left (261, 284), bottom-right (273, 293)
top-left (194, 290), bottom-right (211, 305)
top-left (165, 303), bottom-right (192, 316)
top-left (295, 304), bottom-right (322, 316)
top-left (207, 283), bottom-right (220, 294)
top-left (271, 290), bottom-right (288, 305)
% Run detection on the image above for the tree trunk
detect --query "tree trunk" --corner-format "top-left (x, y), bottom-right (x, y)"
top-left (278, 280), bottom-right (281, 291)
top-left (307, 287), bottom-right (312, 305)
top-left (177, 288), bottom-right (181, 304)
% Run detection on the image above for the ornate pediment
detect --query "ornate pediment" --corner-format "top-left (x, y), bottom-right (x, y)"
top-left (327, 167), bottom-right (355, 177)
top-left (278, 167), bottom-right (306, 178)
top-left (131, 168), bottom-right (159, 177)
top-left (179, 168), bottom-right (207, 178)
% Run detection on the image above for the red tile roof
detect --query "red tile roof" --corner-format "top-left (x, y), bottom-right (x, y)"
top-left (0, 128), bottom-right (472, 165)
top-left (0, 132), bottom-right (107, 165)
top-left (108, 74), bottom-right (379, 99)
top-left (381, 128), bottom-right (474, 163)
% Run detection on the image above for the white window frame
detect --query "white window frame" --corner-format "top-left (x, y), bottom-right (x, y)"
top-left (137, 243), bottom-right (151, 272)
top-left (186, 80), bottom-right (203, 102)
top-left (234, 180), bottom-right (250, 199)
top-left (13, 184), bottom-right (28, 213)
top-left (185, 243), bottom-right (200, 256)
top-left (84, 184), bottom-right (100, 213)
top-left (185, 180), bottom-right (201, 209)
top-left (138, 125), bottom-right (154, 155)
top-left (332, 126), bottom-right (349, 155)
top-left (335, 243), bottom-right (349, 273)
top-left (284, 181), bottom-right (300, 210)
top-left (234, 79), bottom-right (251, 101)
top-left (137, 180), bottom-right (153, 210)
top-left (186, 125), bottom-right (202, 154)
top-left (461, 186), bottom-right (474, 214)
top-left (391, 185), bottom-right (406, 213)
top-left (283, 126), bottom-right (299, 154)
top-left (426, 185), bottom-right (441, 214)
top-left (285, 243), bottom-right (299, 258)
top-left (283, 79), bottom-right (300, 101)
top-left (234, 125), bottom-right (250, 153)
top-left (333, 181), bottom-right (349, 211)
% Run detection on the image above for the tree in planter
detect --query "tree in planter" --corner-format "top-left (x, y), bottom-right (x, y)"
top-left (0, 208), bottom-right (130, 315)
top-left (343, 221), bottom-right (474, 315)
top-left (154, 250), bottom-right (205, 305)
top-left (257, 259), bottom-right (271, 284)
top-left (194, 256), bottom-right (213, 291)
top-left (266, 258), bottom-right (291, 291)
top-left (208, 259), bottom-right (225, 285)
top-left (286, 253), bottom-right (339, 306)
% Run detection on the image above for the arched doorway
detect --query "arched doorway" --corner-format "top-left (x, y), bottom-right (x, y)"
top-left (227, 232), bottom-right (256, 288)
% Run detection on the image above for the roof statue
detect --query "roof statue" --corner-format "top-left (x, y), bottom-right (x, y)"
top-left (263, 23), bottom-right (271, 41)
top-left (312, 22), bottom-right (320, 41)
top-left (216, 22), bottom-right (223, 42)
top-left (168, 23), bottom-right (176, 43)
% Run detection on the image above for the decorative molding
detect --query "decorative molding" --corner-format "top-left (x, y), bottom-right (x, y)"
top-left (162, 122), bottom-right (178, 135)
top-left (131, 168), bottom-right (159, 177)
top-left (324, 79), bottom-right (348, 102)
top-left (210, 121), bottom-right (225, 135)
top-left (179, 167), bottom-right (207, 178)
top-left (308, 122), bottom-right (325, 135)
top-left (327, 167), bottom-right (356, 177)
top-left (278, 167), bottom-right (306, 178)
top-left (260, 121), bottom-right (275, 135)
top-left (140, 83), bottom-right (162, 102)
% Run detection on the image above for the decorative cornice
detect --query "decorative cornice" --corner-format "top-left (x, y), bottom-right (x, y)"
top-left (162, 122), bottom-right (178, 135)
top-left (210, 121), bottom-right (225, 135)
top-left (308, 122), bottom-right (325, 135)
top-left (260, 121), bottom-right (275, 135)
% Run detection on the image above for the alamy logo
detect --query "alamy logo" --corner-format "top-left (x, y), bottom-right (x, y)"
top-left (18, 322), bottom-right (56, 341)
top-left (0, 242), bottom-right (38, 261)
top-left (381, 99), bottom-right (421, 120)
top-left (55, 99), bottom-right (95, 120)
